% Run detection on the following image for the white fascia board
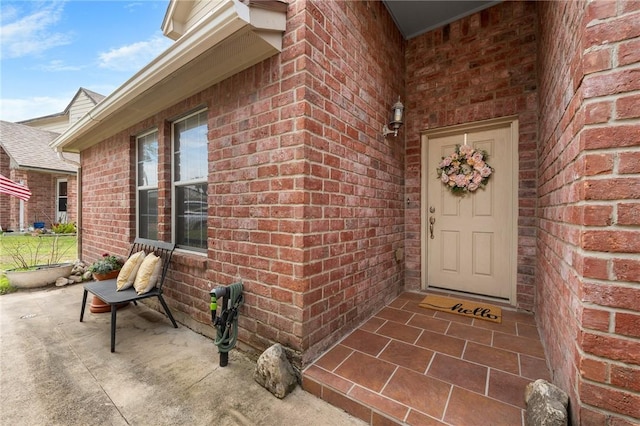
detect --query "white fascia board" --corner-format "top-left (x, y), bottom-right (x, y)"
top-left (51, 0), bottom-right (251, 152)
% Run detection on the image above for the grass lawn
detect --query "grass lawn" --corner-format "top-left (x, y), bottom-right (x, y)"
top-left (0, 233), bottom-right (78, 295)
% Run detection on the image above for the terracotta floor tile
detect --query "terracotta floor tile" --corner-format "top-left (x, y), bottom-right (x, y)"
top-left (493, 332), bottom-right (546, 358)
top-left (349, 385), bottom-right (409, 422)
top-left (517, 322), bottom-right (540, 339)
top-left (488, 369), bottom-right (532, 409)
top-left (415, 329), bottom-right (466, 358)
top-left (427, 353), bottom-right (488, 394)
top-left (405, 410), bottom-right (448, 425)
top-left (341, 329), bottom-right (391, 356)
top-left (398, 291), bottom-right (427, 303)
top-left (303, 364), bottom-right (354, 394)
top-left (388, 298), bottom-right (410, 309)
top-left (375, 306), bottom-right (414, 324)
top-left (407, 314), bottom-right (450, 334)
top-left (433, 310), bottom-right (474, 325)
top-left (444, 386), bottom-right (523, 426)
top-left (301, 374), bottom-right (323, 398)
top-left (303, 292), bottom-right (549, 426)
top-left (463, 341), bottom-right (520, 375)
top-left (323, 386), bottom-right (372, 423)
top-left (382, 367), bottom-right (451, 419)
top-left (314, 344), bottom-right (353, 371)
top-left (404, 302), bottom-right (437, 316)
top-left (472, 318), bottom-right (518, 335)
top-left (361, 316), bottom-right (387, 333)
top-left (376, 321), bottom-right (423, 344)
top-left (502, 309), bottom-right (536, 325)
top-left (520, 354), bottom-right (551, 381)
top-left (334, 351), bottom-right (397, 392)
top-left (372, 412), bottom-right (404, 426)
top-left (379, 339), bottom-right (434, 373)
top-left (446, 321), bottom-right (493, 345)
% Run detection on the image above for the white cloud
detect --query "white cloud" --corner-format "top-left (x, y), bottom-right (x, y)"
top-left (0, 1), bottom-right (72, 59)
top-left (97, 33), bottom-right (172, 72)
top-left (37, 60), bottom-right (83, 72)
top-left (0, 95), bottom-right (70, 123)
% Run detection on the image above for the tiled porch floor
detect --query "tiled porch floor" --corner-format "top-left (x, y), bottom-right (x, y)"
top-left (302, 291), bottom-right (551, 425)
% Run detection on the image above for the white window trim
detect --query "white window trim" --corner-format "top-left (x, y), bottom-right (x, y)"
top-left (136, 129), bottom-right (159, 239)
top-left (171, 108), bottom-right (208, 251)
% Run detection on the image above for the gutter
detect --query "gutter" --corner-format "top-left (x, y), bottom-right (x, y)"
top-left (56, 151), bottom-right (80, 168)
top-left (56, 149), bottom-right (82, 257)
top-left (50, 0), bottom-right (286, 152)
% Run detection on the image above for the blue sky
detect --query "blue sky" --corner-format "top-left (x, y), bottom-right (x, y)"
top-left (0, 0), bottom-right (172, 122)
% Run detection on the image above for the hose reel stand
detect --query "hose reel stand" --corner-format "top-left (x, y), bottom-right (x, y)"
top-left (209, 282), bottom-right (243, 367)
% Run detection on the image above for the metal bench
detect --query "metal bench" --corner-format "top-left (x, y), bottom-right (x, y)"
top-left (80, 238), bottom-right (177, 352)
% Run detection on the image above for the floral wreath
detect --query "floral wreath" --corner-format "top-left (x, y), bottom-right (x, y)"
top-left (436, 144), bottom-right (493, 195)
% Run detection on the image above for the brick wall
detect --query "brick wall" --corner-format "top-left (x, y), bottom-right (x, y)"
top-left (0, 148), bottom-right (11, 230)
top-left (538, 0), bottom-right (640, 423)
top-left (80, 131), bottom-right (138, 263)
top-left (404, 1), bottom-right (538, 311)
top-left (78, 0), bottom-right (405, 367)
top-left (22, 172), bottom-right (77, 229)
top-left (0, 152), bottom-right (76, 232)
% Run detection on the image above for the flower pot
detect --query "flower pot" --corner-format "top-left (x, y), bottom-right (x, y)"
top-left (6, 263), bottom-right (74, 289)
top-left (92, 270), bottom-right (120, 281)
top-left (90, 269), bottom-right (128, 313)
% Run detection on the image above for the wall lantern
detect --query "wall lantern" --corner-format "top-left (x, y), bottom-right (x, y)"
top-left (382, 97), bottom-right (404, 137)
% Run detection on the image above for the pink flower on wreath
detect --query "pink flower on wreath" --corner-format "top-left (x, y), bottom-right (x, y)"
top-left (472, 151), bottom-right (484, 164)
top-left (440, 157), bottom-right (452, 168)
top-left (459, 144), bottom-right (474, 155)
top-left (441, 173), bottom-right (450, 183)
top-left (467, 182), bottom-right (479, 191)
top-left (454, 174), bottom-right (467, 187)
top-left (480, 166), bottom-right (492, 178)
top-left (472, 172), bottom-right (483, 184)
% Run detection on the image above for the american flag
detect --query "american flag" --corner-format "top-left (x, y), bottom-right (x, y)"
top-left (0, 174), bottom-right (31, 201)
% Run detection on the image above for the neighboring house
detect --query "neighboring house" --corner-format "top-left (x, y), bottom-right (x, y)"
top-left (51, 1), bottom-right (639, 424)
top-left (0, 88), bottom-right (104, 231)
top-left (18, 88), bottom-right (106, 134)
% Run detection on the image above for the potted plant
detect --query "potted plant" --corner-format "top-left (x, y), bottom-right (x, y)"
top-left (87, 253), bottom-right (125, 313)
top-left (88, 253), bottom-right (124, 280)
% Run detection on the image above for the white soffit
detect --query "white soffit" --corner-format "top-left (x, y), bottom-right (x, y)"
top-left (52, 0), bottom-right (287, 152)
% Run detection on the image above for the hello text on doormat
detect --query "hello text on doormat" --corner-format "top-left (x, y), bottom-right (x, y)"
top-left (419, 294), bottom-right (502, 323)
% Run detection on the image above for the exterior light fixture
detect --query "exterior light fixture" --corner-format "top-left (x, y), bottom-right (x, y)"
top-left (382, 97), bottom-right (404, 137)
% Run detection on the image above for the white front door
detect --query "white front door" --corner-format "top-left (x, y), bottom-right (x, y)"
top-left (422, 119), bottom-right (518, 301)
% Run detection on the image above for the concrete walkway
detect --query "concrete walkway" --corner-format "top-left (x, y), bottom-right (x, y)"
top-left (0, 284), bottom-right (365, 426)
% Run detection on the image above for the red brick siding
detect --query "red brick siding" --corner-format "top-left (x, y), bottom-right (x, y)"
top-left (0, 161), bottom-right (76, 231)
top-left (80, 132), bottom-right (137, 263)
top-left (78, 0), bottom-right (404, 367)
top-left (404, 1), bottom-right (538, 310)
top-left (0, 148), bottom-right (12, 230)
top-left (538, 0), bottom-right (640, 423)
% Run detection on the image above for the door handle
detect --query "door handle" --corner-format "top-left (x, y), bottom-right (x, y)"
top-left (429, 216), bottom-right (435, 239)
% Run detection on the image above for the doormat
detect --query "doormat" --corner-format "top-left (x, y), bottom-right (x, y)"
top-left (419, 294), bottom-right (502, 323)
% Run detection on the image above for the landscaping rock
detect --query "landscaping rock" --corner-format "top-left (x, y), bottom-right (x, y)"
top-left (254, 343), bottom-right (297, 399)
top-left (55, 277), bottom-right (70, 287)
top-left (525, 379), bottom-right (569, 426)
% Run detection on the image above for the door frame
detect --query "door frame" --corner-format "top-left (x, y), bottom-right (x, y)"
top-left (420, 116), bottom-right (519, 305)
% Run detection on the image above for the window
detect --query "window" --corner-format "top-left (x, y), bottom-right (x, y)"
top-left (137, 131), bottom-right (158, 240)
top-left (56, 179), bottom-right (67, 223)
top-left (173, 110), bottom-right (208, 251)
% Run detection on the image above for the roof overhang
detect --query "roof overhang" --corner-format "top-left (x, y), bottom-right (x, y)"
top-left (52, 0), bottom-right (287, 153)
